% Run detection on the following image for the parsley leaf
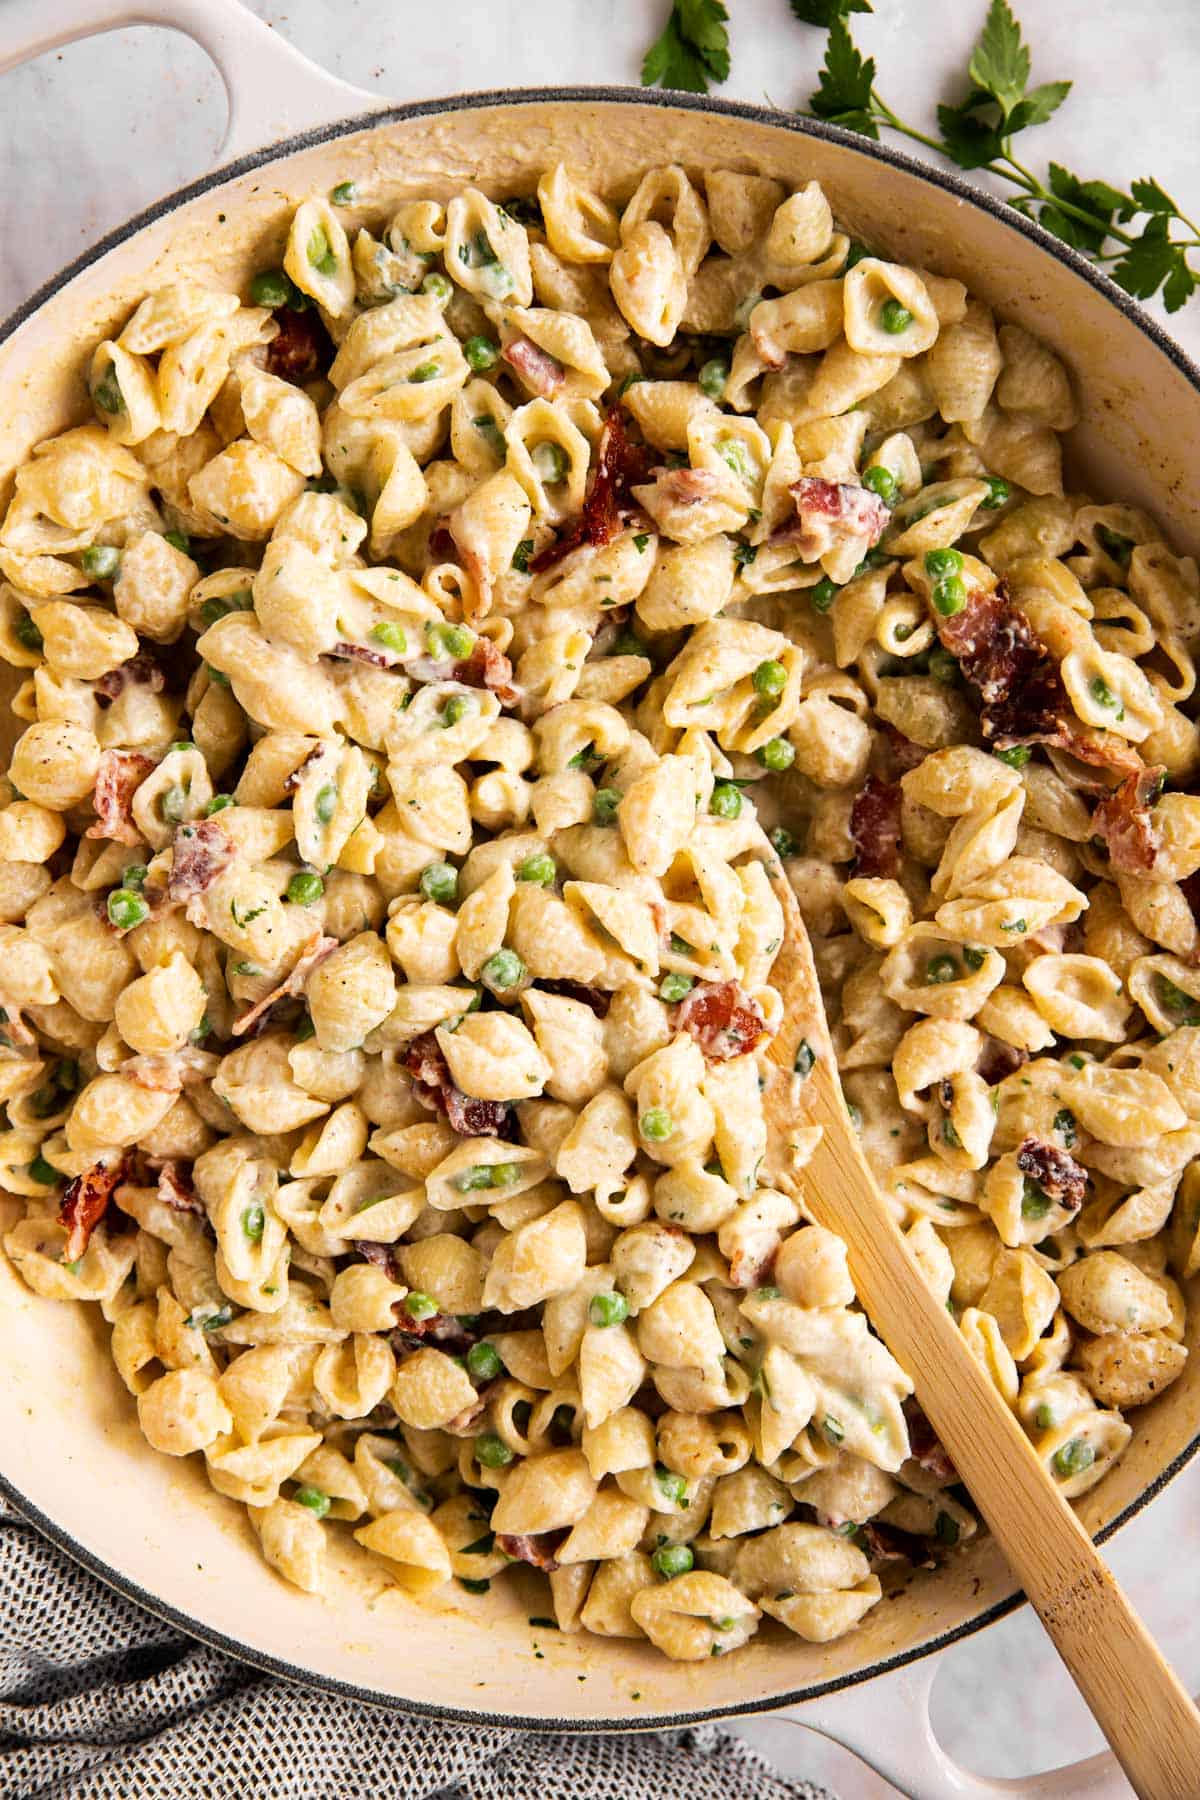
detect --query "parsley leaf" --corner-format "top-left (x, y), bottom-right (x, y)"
top-left (1111, 217), bottom-right (1198, 314)
top-left (641, 0), bottom-right (730, 93)
top-left (789, 0), bottom-right (871, 24)
top-left (807, 15), bottom-right (879, 138)
top-left (1130, 177), bottom-right (1179, 217)
top-left (967, 0), bottom-right (1030, 120)
top-left (1006, 80), bottom-right (1071, 133)
top-left (936, 91), bottom-right (1006, 171)
top-left (1039, 164), bottom-right (1124, 253)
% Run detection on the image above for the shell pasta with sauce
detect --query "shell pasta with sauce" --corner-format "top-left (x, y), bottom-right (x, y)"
top-left (0, 157), bottom-right (1195, 1662)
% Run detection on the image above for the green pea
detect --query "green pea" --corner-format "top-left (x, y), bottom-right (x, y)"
top-left (733, 542), bottom-right (757, 569)
top-left (654, 1464), bottom-right (688, 1506)
top-left (752, 659), bottom-right (788, 700)
top-left (405, 1290), bottom-right (438, 1321)
top-left (294, 1014), bottom-right (316, 1042)
top-left (200, 591), bottom-right (253, 626)
top-left (934, 1511), bottom-right (960, 1546)
top-left (639, 1107), bottom-right (673, 1142)
top-left (793, 1039), bottom-right (816, 1079)
top-left (994, 744), bottom-right (1031, 768)
top-left (659, 972), bottom-right (694, 1003)
top-left (204, 794), bottom-right (235, 816)
top-left (769, 826), bottom-right (797, 859)
top-left (287, 871), bottom-right (325, 906)
top-left (517, 851), bottom-right (556, 886)
top-left (92, 363), bottom-right (125, 414)
top-left (29, 1154), bottom-right (60, 1186)
top-left (80, 545), bottom-right (120, 580)
top-left (442, 694), bottom-right (473, 727)
top-left (705, 778), bottom-right (746, 824)
top-left (651, 1543), bottom-right (694, 1579)
top-left (416, 862), bottom-right (457, 907)
top-left (464, 335), bottom-right (500, 373)
top-left (929, 646), bottom-right (959, 686)
top-left (532, 441), bottom-right (569, 485)
top-left (843, 240), bottom-right (870, 269)
top-left (1158, 976), bottom-right (1200, 1020)
top-left (756, 737), bottom-right (795, 772)
top-left (330, 180), bottom-right (358, 206)
top-left (821, 1415), bottom-right (845, 1445)
top-left (120, 864), bottom-right (145, 890)
top-left (588, 1291), bottom-right (630, 1328)
top-left (862, 464), bottom-right (898, 505)
top-left (612, 632), bottom-right (646, 658)
top-left (1051, 1437), bottom-right (1095, 1480)
top-left (14, 611), bottom-right (42, 652)
top-left (293, 1485), bottom-right (331, 1518)
top-left (242, 1203), bottom-right (265, 1241)
top-left (925, 954), bottom-right (959, 985)
top-left (932, 576), bottom-right (967, 616)
top-left (481, 948), bottom-right (526, 992)
top-left (698, 358), bottom-right (729, 400)
top-left (162, 529), bottom-right (191, 555)
top-left (879, 298), bottom-right (912, 334)
top-left (511, 539), bottom-right (534, 574)
top-left (489, 1164), bottom-right (522, 1188)
top-left (467, 1341), bottom-right (503, 1382)
top-left (249, 268), bottom-right (293, 309)
top-left (107, 888), bottom-right (149, 931)
top-left (962, 946), bottom-right (985, 971)
top-left (1089, 676), bottom-right (1122, 713)
top-left (1021, 1179), bottom-right (1052, 1220)
top-left (314, 783), bottom-right (338, 825)
top-left (454, 1166), bottom-right (499, 1192)
top-left (306, 225), bottom-right (339, 276)
top-left (1053, 1107), bottom-right (1077, 1147)
top-left (809, 577), bottom-right (839, 614)
top-left (370, 620), bottom-right (408, 655)
top-left (206, 665), bottom-right (231, 688)
top-left (159, 784), bottom-right (188, 825)
top-left (475, 1431), bottom-right (514, 1468)
top-left (593, 787), bottom-right (620, 825)
top-left (924, 548), bottom-right (963, 579)
top-left (981, 476), bottom-right (1010, 510)
top-left (1096, 524), bottom-right (1134, 566)
top-left (420, 271), bottom-right (453, 306)
top-left (409, 359), bottom-right (442, 383)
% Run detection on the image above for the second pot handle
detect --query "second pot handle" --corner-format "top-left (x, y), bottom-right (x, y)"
top-left (0, 0), bottom-right (381, 167)
top-left (748, 1662), bottom-right (1132, 1800)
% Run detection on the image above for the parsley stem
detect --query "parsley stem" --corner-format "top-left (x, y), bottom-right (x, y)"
top-left (869, 89), bottom-right (946, 158)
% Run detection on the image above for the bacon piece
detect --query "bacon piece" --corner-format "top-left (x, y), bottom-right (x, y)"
top-left (531, 407), bottom-right (655, 574)
top-left (879, 721), bottom-right (927, 776)
top-left (355, 1240), bottom-right (401, 1282)
top-left (1091, 767), bottom-right (1164, 875)
top-left (905, 1403), bottom-right (956, 1484)
top-left (859, 1521), bottom-right (939, 1571)
top-left (501, 334), bottom-right (565, 398)
top-left (86, 749), bottom-right (154, 846)
top-left (155, 1160), bottom-right (205, 1216)
top-left (1016, 1136), bottom-right (1087, 1213)
top-left (675, 980), bottom-right (767, 1062)
top-left (779, 477), bottom-right (890, 561)
top-left (167, 820), bottom-right (236, 916)
top-left (401, 1031), bottom-right (513, 1138)
top-left (94, 654), bottom-right (165, 702)
top-left (329, 640), bottom-right (397, 670)
top-left (850, 776), bottom-right (902, 879)
top-left (453, 637), bottom-right (519, 707)
top-left (392, 1311), bottom-right (477, 1354)
top-left (265, 306), bottom-right (331, 385)
top-left (233, 932), bottom-right (338, 1037)
top-left (429, 522), bottom-right (456, 561)
top-left (495, 1530), bottom-right (567, 1573)
top-left (976, 1038), bottom-right (1028, 1086)
top-left (59, 1156), bottom-right (128, 1264)
top-left (123, 1047), bottom-right (219, 1092)
top-left (535, 979), bottom-right (610, 1018)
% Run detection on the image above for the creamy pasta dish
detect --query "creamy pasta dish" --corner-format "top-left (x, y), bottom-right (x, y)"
top-left (0, 158), bottom-right (1195, 1664)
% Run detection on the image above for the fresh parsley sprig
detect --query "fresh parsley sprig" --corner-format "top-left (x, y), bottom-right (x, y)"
top-left (642, 0), bottom-right (731, 94)
top-left (798, 1), bottom-right (1200, 312)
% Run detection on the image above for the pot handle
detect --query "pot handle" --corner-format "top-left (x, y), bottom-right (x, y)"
top-left (747, 1663), bottom-right (1132, 1800)
top-left (0, 0), bottom-right (381, 166)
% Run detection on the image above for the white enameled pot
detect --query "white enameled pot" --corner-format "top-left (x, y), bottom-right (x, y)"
top-left (1, 5), bottom-right (1198, 1794)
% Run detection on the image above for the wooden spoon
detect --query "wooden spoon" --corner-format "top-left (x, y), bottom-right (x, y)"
top-left (760, 849), bottom-right (1200, 1799)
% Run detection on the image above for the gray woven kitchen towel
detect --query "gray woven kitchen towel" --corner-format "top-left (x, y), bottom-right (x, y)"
top-left (0, 1499), bottom-right (832, 1800)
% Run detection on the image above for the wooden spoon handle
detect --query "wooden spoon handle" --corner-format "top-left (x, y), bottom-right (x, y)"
top-left (762, 859), bottom-right (1200, 1798)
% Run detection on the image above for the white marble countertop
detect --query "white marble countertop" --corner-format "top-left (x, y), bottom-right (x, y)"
top-left (2, 2), bottom-right (1199, 1793)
